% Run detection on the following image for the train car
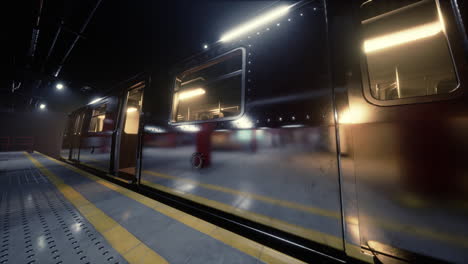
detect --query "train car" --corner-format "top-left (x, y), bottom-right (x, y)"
top-left (61, 0), bottom-right (468, 263)
top-left (60, 77), bottom-right (146, 179)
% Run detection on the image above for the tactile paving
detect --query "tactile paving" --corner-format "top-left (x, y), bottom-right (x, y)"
top-left (0, 154), bottom-right (127, 264)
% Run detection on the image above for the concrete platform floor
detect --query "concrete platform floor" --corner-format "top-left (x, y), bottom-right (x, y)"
top-left (0, 151), bottom-right (306, 264)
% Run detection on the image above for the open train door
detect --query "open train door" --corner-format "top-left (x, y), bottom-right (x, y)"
top-left (114, 81), bottom-right (145, 181)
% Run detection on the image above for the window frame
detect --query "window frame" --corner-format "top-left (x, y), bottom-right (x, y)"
top-left (169, 47), bottom-right (246, 125)
top-left (88, 102), bottom-right (108, 133)
top-left (360, 0), bottom-right (463, 107)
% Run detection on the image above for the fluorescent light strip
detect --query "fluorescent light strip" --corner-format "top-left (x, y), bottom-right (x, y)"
top-left (179, 88), bottom-right (206, 100)
top-left (127, 107), bottom-right (138, 113)
top-left (219, 5), bottom-right (292, 42)
top-left (364, 21), bottom-right (443, 53)
top-left (88, 97), bottom-right (103, 105)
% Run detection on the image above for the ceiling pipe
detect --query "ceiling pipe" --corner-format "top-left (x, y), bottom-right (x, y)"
top-left (41, 20), bottom-right (63, 72)
top-left (54, 0), bottom-right (104, 77)
top-left (28, 0), bottom-right (44, 59)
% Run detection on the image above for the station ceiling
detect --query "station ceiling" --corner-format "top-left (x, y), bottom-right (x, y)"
top-left (6, 0), bottom-right (276, 113)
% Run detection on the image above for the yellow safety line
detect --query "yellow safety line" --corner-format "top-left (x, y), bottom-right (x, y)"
top-left (24, 152), bottom-right (169, 264)
top-left (37, 152), bottom-right (308, 264)
top-left (54, 152), bottom-right (468, 258)
top-left (144, 170), bottom-right (342, 220)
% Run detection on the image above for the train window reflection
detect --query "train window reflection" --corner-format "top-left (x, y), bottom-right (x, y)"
top-left (124, 87), bottom-right (143, 134)
top-left (171, 48), bottom-right (244, 122)
top-left (88, 104), bottom-right (106, 132)
top-left (362, 0), bottom-right (458, 101)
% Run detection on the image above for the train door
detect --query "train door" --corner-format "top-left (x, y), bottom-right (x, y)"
top-left (60, 114), bottom-right (74, 160)
top-left (341, 0), bottom-right (468, 262)
top-left (114, 82), bottom-right (144, 179)
top-left (70, 110), bottom-right (86, 161)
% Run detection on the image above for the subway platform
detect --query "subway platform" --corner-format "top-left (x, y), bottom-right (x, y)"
top-left (0, 151), bottom-right (306, 264)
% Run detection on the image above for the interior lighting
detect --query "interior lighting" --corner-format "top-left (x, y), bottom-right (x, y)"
top-left (364, 21), bottom-right (443, 53)
top-left (219, 5), bottom-right (292, 42)
top-left (56, 83), bottom-right (64, 90)
top-left (127, 107), bottom-right (138, 113)
top-left (39, 104), bottom-right (46, 110)
top-left (179, 88), bottom-right (206, 100)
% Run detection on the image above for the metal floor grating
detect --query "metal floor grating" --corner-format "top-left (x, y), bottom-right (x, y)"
top-left (0, 162), bottom-right (127, 264)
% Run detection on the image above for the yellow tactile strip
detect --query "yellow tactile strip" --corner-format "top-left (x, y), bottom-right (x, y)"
top-left (24, 152), bottom-right (169, 264)
top-left (37, 152), bottom-right (308, 264)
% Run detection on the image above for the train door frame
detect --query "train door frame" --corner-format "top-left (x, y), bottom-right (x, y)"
top-left (113, 80), bottom-right (146, 180)
top-left (69, 109), bottom-right (87, 161)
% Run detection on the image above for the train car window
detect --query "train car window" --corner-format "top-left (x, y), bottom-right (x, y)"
top-left (362, 0), bottom-right (458, 101)
top-left (124, 87), bottom-right (143, 134)
top-left (88, 104), bottom-right (107, 132)
top-left (171, 48), bottom-right (244, 123)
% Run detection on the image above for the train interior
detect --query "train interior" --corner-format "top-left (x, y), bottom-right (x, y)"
top-left (116, 83), bottom-right (144, 178)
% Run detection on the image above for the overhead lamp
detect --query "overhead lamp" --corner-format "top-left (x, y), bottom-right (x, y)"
top-left (219, 5), bottom-right (292, 42)
top-left (88, 97), bottom-right (103, 105)
top-left (364, 21), bottom-right (443, 53)
top-left (56, 83), bottom-right (64, 90)
top-left (203, 44), bottom-right (208, 49)
top-left (179, 88), bottom-right (206, 100)
top-left (127, 107), bottom-right (138, 113)
top-left (39, 103), bottom-right (46, 110)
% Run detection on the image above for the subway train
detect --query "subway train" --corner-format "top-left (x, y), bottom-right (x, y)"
top-left (59, 0), bottom-right (468, 263)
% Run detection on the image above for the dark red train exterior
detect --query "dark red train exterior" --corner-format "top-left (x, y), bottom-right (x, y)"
top-left (60, 1), bottom-right (468, 263)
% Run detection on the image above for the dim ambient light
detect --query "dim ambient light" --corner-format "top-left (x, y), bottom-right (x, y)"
top-left (179, 88), bottom-right (206, 100)
top-left (127, 107), bottom-right (138, 113)
top-left (219, 5), bottom-right (292, 42)
top-left (364, 21), bottom-right (443, 53)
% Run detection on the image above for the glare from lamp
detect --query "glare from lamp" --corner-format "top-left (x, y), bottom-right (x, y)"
top-left (219, 5), bottom-right (292, 42)
top-left (127, 107), bottom-right (138, 113)
top-left (39, 104), bottom-right (46, 110)
top-left (179, 88), bottom-right (206, 100)
top-left (56, 83), bottom-right (64, 90)
top-left (177, 125), bottom-right (200, 133)
top-left (339, 106), bottom-right (367, 124)
top-left (232, 116), bottom-right (254, 129)
top-left (364, 21), bottom-right (443, 53)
